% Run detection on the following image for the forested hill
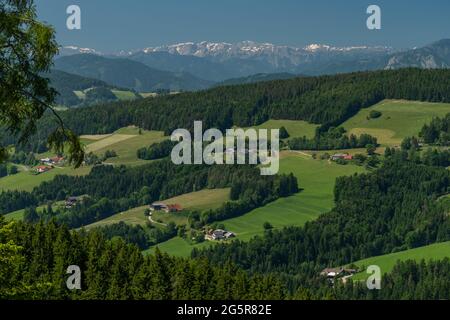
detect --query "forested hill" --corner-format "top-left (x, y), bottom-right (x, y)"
top-left (44, 68), bottom-right (449, 135)
top-left (192, 158), bottom-right (450, 281)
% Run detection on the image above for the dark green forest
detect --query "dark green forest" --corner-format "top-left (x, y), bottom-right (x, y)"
top-left (192, 158), bottom-right (450, 293)
top-left (288, 127), bottom-right (378, 150)
top-left (4, 68), bottom-right (450, 153)
top-left (0, 160), bottom-right (298, 230)
top-left (2, 68), bottom-right (450, 300)
top-left (1, 211), bottom-right (449, 300)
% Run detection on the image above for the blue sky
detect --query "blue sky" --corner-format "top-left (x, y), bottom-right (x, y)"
top-left (35, 0), bottom-right (450, 53)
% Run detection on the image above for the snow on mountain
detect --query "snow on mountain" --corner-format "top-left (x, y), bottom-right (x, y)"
top-left (59, 41), bottom-right (396, 78)
top-left (59, 46), bottom-right (101, 56)
top-left (137, 41), bottom-right (393, 67)
top-left (62, 41), bottom-right (393, 62)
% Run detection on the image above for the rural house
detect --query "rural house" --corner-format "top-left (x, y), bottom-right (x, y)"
top-left (205, 229), bottom-right (236, 241)
top-left (40, 156), bottom-right (64, 166)
top-left (149, 202), bottom-right (183, 213)
top-left (36, 166), bottom-right (51, 174)
top-left (320, 267), bottom-right (358, 280)
top-left (65, 197), bottom-right (78, 208)
top-left (331, 153), bottom-right (353, 161)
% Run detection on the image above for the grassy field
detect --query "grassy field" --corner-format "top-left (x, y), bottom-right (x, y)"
top-left (85, 134), bottom-right (137, 153)
top-left (74, 88), bottom-right (137, 102)
top-left (152, 152), bottom-right (366, 256)
top-left (83, 188), bottom-right (230, 230)
top-left (0, 165), bottom-right (92, 192)
top-left (3, 200), bottom-right (67, 221)
top-left (83, 127), bottom-right (167, 166)
top-left (111, 90), bottom-right (138, 101)
top-left (351, 241), bottom-right (450, 281)
top-left (82, 205), bottom-right (150, 230)
top-left (252, 119), bottom-right (318, 139)
top-left (342, 100), bottom-right (450, 146)
top-left (0, 126), bottom-right (165, 197)
top-left (4, 208), bottom-right (27, 221)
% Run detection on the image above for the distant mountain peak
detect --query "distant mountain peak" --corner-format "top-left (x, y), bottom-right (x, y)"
top-left (60, 46), bottom-right (101, 56)
top-left (136, 41), bottom-right (393, 61)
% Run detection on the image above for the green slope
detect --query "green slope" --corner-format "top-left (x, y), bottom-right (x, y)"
top-left (351, 241), bottom-right (450, 280)
top-left (251, 119), bottom-right (318, 140)
top-left (83, 188), bottom-right (230, 230)
top-left (151, 152), bottom-right (365, 257)
top-left (342, 100), bottom-right (450, 146)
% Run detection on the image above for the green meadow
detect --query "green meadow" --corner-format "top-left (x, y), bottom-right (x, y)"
top-left (0, 165), bottom-right (92, 192)
top-left (342, 100), bottom-right (450, 146)
top-left (84, 127), bottom-right (166, 166)
top-left (83, 188), bottom-right (230, 230)
top-left (151, 152), bottom-right (366, 257)
top-left (111, 90), bottom-right (139, 101)
top-left (252, 119), bottom-right (319, 139)
top-left (351, 241), bottom-right (450, 281)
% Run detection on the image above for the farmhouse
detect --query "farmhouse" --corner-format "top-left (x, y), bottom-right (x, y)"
top-left (40, 156), bottom-right (64, 166)
top-left (331, 153), bottom-right (353, 161)
top-left (36, 165), bottom-right (52, 174)
top-left (149, 202), bottom-right (183, 213)
top-left (320, 267), bottom-right (358, 279)
top-left (205, 229), bottom-right (236, 241)
top-left (65, 196), bottom-right (78, 208)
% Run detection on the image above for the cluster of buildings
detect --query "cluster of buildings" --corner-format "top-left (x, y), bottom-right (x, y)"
top-left (205, 229), bottom-right (235, 241)
top-left (35, 156), bottom-right (64, 175)
top-left (320, 267), bottom-right (358, 283)
top-left (149, 202), bottom-right (183, 213)
top-left (35, 165), bottom-right (52, 174)
top-left (40, 156), bottom-right (64, 166)
top-left (330, 153), bottom-right (353, 161)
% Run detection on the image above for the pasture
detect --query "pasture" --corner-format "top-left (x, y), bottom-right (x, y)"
top-left (83, 188), bottom-right (230, 230)
top-left (341, 100), bottom-right (450, 146)
top-left (151, 153), bottom-right (365, 256)
top-left (351, 241), bottom-right (450, 281)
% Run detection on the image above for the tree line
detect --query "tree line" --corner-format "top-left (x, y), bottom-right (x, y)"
top-left (2, 216), bottom-right (449, 300)
top-left (192, 158), bottom-right (450, 293)
top-left (2, 160), bottom-right (298, 231)
top-left (288, 127), bottom-right (378, 151)
top-left (3, 68), bottom-right (450, 155)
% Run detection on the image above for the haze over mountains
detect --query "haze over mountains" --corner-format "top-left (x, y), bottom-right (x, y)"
top-left (50, 39), bottom-right (450, 107)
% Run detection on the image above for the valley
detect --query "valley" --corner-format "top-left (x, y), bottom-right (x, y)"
top-left (3, 0), bottom-right (450, 302)
top-left (149, 152), bottom-right (365, 257)
top-left (2, 65), bottom-right (450, 300)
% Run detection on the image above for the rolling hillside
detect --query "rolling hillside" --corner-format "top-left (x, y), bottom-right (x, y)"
top-left (341, 100), bottom-right (450, 146)
top-left (42, 68), bottom-right (450, 140)
top-left (54, 54), bottom-right (213, 92)
top-left (217, 73), bottom-right (299, 86)
top-left (82, 126), bottom-right (167, 166)
top-left (83, 188), bottom-right (230, 230)
top-left (150, 152), bottom-right (366, 257)
top-left (48, 69), bottom-right (141, 108)
top-left (351, 241), bottom-right (450, 280)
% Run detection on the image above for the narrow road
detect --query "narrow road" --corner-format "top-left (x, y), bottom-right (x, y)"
top-left (148, 215), bottom-right (168, 227)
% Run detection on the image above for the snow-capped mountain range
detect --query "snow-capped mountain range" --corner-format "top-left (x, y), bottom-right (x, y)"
top-left (61, 41), bottom-right (394, 61)
top-left (141, 41), bottom-right (392, 56)
top-left (58, 41), bottom-right (395, 80)
top-left (57, 40), bottom-right (449, 82)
